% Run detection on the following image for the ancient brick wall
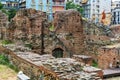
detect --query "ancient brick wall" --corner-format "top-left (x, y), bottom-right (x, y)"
top-left (8, 9), bottom-right (49, 46)
top-left (6, 9), bottom-right (86, 57)
top-left (98, 46), bottom-right (120, 69)
top-left (73, 55), bottom-right (93, 65)
top-left (0, 11), bottom-right (9, 39)
top-left (53, 9), bottom-right (85, 55)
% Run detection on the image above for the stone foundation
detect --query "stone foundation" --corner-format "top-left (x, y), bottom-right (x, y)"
top-left (73, 55), bottom-right (92, 65)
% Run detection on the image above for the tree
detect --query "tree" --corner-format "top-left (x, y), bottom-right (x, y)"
top-left (0, 2), bottom-right (17, 21)
top-left (66, 1), bottom-right (84, 15)
top-left (1, 9), bottom-right (8, 15)
top-left (8, 9), bottom-right (17, 21)
top-left (0, 2), bottom-right (3, 10)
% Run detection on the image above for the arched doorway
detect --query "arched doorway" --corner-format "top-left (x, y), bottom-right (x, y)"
top-left (52, 48), bottom-right (63, 58)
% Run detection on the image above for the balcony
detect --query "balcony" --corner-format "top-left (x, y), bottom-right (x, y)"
top-left (4, 6), bottom-right (19, 9)
top-left (52, 0), bottom-right (65, 2)
top-left (31, 3), bottom-right (36, 6)
top-left (52, 2), bottom-right (65, 6)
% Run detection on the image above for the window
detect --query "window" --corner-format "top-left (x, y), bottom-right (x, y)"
top-left (117, 4), bottom-right (118, 7)
top-left (75, 0), bottom-right (79, 3)
top-left (47, 0), bottom-right (49, 4)
top-left (39, 0), bottom-right (42, 4)
top-left (32, 0), bottom-right (35, 3)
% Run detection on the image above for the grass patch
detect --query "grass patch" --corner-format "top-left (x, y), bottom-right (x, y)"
top-left (0, 65), bottom-right (17, 80)
top-left (0, 54), bottom-right (19, 72)
top-left (1, 40), bottom-right (13, 45)
top-left (92, 60), bottom-right (98, 68)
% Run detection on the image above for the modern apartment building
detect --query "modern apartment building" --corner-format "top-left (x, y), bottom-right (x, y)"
top-left (19, 0), bottom-right (66, 21)
top-left (112, 1), bottom-right (120, 25)
top-left (82, 0), bottom-right (91, 19)
top-left (90, 0), bottom-right (112, 23)
top-left (0, 0), bottom-right (19, 10)
top-left (66, 0), bottom-right (112, 25)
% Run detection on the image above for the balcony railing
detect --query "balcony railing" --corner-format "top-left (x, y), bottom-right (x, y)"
top-left (3, 6), bottom-right (19, 9)
top-left (52, 2), bottom-right (65, 6)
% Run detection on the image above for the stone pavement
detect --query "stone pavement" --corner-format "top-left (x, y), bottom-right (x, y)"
top-left (103, 68), bottom-right (120, 78)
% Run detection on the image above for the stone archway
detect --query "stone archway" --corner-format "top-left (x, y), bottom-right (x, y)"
top-left (52, 48), bottom-right (63, 58)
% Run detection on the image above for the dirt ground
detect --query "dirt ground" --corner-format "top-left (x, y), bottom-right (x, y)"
top-left (0, 65), bottom-right (17, 80)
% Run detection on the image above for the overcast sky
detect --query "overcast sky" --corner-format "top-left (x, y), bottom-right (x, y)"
top-left (112, 0), bottom-right (119, 2)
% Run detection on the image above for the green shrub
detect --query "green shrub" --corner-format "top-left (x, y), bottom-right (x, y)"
top-left (0, 54), bottom-right (19, 72)
top-left (25, 43), bottom-right (33, 49)
top-left (0, 2), bottom-right (3, 10)
top-left (1, 9), bottom-right (8, 15)
top-left (49, 25), bottom-right (54, 31)
top-left (1, 40), bottom-right (13, 45)
top-left (8, 64), bottom-right (19, 72)
top-left (0, 54), bottom-right (9, 64)
top-left (92, 60), bottom-right (98, 68)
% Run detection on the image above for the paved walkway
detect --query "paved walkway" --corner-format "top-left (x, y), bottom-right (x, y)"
top-left (103, 68), bottom-right (120, 78)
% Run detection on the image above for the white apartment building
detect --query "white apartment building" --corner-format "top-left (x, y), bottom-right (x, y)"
top-left (112, 1), bottom-right (120, 10)
top-left (82, 0), bottom-right (91, 19)
top-left (112, 1), bottom-right (120, 25)
top-left (65, 0), bottom-right (112, 24)
top-left (90, 0), bottom-right (112, 23)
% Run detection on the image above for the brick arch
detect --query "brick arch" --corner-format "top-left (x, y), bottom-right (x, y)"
top-left (52, 48), bottom-right (64, 58)
top-left (51, 45), bottom-right (66, 58)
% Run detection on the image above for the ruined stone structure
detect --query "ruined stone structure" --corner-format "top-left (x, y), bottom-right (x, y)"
top-left (53, 10), bottom-right (85, 55)
top-left (98, 43), bottom-right (120, 69)
top-left (8, 8), bottom-right (48, 41)
top-left (0, 45), bottom-right (102, 80)
top-left (1, 8), bottom-right (118, 70)
top-left (0, 11), bottom-right (9, 39)
top-left (73, 55), bottom-right (92, 65)
top-left (7, 9), bottom-right (85, 57)
top-left (83, 20), bottom-right (112, 57)
top-left (2, 8), bottom-right (120, 79)
top-left (8, 9), bottom-right (49, 54)
top-left (96, 25), bottom-right (120, 69)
